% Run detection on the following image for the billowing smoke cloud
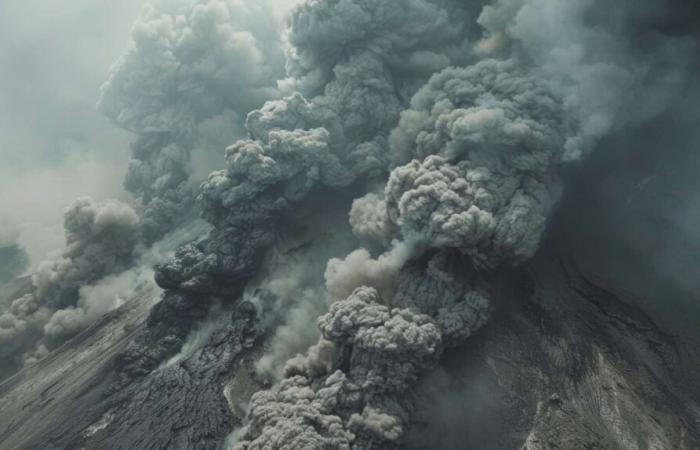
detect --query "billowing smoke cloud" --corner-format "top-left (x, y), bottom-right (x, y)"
top-left (236, 255), bottom-right (490, 449)
top-left (0, 197), bottom-right (142, 362)
top-left (227, 0), bottom-right (697, 448)
top-left (200, 127), bottom-right (352, 221)
top-left (0, 203), bottom-right (208, 373)
top-left (196, 0), bottom-right (479, 231)
top-left (149, 0), bottom-right (481, 368)
top-left (0, 0), bottom-right (694, 445)
top-left (348, 192), bottom-right (394, 245)
top-left (99, 0), bottom-right (292, 242)
top-left (376, 58), bottom-right (566, 268)
top-left (99, 0), bottom-right (287, 134)
top-left (43, 268), bottom-right (152, 342)
top-left (99, 0), bottom-right (491, 445)
top-left (34, 197), bottom-right (140, 306)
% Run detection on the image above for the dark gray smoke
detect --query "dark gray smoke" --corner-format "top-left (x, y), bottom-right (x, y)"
top-left (218, 0), bottom-right (697, 447)
top-left (145, 0), bottom-right (482, 387)
top-left (98, 0), bottom-right (292, 242)
top-left (0, 0), bottom-right (301, 375)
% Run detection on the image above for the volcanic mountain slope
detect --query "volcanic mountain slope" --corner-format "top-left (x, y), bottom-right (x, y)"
top-left (2, 1), bottom-right (700, 449)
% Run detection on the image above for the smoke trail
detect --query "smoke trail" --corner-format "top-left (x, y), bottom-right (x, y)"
top-left (141, 0), bottom-right (479, 381)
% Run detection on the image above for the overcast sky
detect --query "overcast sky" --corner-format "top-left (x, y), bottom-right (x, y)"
top-left (0, 0), bottom-right (146, 261)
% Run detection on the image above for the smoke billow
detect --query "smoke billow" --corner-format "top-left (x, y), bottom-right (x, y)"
top-left (98, 0), bottom-right (292, 242)
top-left (0, 197), bottom-right (141, 362)
top-left (324, 241), bottom-right (416, 302)
top-left (237, 257), bottom-right (490, 449)
top-left (476, 0), bottom-right (695, 161)
top-left (34, 197), bottom-right (140, 305)
top-left (149, 0), bottom-right (480, 342)
top-left (221, 0), bottom-right (698, 448)
top-left (0, 0), bottom-right (300, 375)
top-left (201, 0), bottom-right (480, 217)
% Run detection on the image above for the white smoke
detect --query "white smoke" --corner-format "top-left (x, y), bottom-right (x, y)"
top-left (477, 0), bottom-right (694, 161)
top-left (248, 206), bottom-right (360, 380)
top-left (43, 267), bottom-right (156, 342)
top-left (253, 287), bottom-right (326, 379)
top-left (324, 241), bottom-right (416, 302)
top-left (348, 193), bottom-right (393, 245)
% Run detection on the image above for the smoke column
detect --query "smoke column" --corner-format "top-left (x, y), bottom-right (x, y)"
top-left (198, 0), bottom-right (691, 448)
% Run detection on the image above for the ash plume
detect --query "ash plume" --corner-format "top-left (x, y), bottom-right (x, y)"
top-left (15, 0), bottom-right (688, 447)
top-left (236, 256), bottom-right (491, 450)
top-left (0, 0), bottom-right (298, 375)
top-left (226, 0), bottom-right (697, 448)
top-left (98, 0), bottom-right (292, 242)
top-left (142, 0), bottom-right (481, 381)
top-left (378, 58), bottom-right (566, 269)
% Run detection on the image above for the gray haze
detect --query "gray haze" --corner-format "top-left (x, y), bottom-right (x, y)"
top-left (0, 0), bottom-right (145, 264)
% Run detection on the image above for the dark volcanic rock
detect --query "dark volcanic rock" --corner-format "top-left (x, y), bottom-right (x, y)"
top-left (83, 302), bottom-right (258, 450)
top-left (0, 297), bottom-right (260, 450)
top-left (405, 245), bottom-right (700, 449)
top-left (154, 227), bottom-right (274, 295)
top-left (112, 291), bottom-right (213, 388)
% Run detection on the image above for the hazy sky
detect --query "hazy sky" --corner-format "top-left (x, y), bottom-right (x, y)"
top-left (0, 0), bottom-right (146, 261)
